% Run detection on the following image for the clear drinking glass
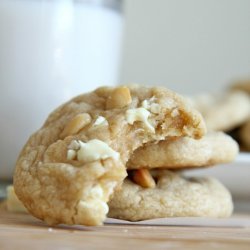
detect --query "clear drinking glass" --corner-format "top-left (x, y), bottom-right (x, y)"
top-left (0, 0), bottom-right (123, 180)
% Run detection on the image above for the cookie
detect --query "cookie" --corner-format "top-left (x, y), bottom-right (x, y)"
top-left (127, 132), bottom-right (239, 169)
top-left (191, 91), bottom-right (250, 131)
top-left (230, 79), bottom-right (250, 95)
top-left (239, 119), bottom-right (250, 151)
top-left (14, 85), bottom-right (206, 226)
top-left (6, 185), bottom-right (27, 213)
top-left (108, 170), bottom-right (233, 221)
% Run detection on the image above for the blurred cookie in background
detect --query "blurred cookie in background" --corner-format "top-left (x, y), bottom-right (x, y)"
top-left (188, 79), bottom-right (250, 152)
top-left (239, 119), bottom-right (250, 151)
top-left (230, 79), bottom-right (250, 95)
top-left (190, 91), bottom-right (250, 132)
top-left (229, 79), bottom-right (250, 151)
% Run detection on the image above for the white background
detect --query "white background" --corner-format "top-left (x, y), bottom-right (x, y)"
top-left (120, 0), bottom-right (250, 95)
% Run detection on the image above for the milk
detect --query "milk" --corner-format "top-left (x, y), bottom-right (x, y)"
top-left (0, 0), bottom-right (123, 179)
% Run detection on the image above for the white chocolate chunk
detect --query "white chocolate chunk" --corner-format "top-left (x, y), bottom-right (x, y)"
top-left (68, 140), bottom-right (80, 150)
top-left (76, 139), bottom-right (120, 163)
top-left (79, 184), bottom-right (108, 215)
top-left (67, 149), bottom-right (77, 160)
top-left (150, 103), bottom-right (161, 114)
top-left (79, 200), bottom-right (109, 214)
top-left (89, 184), bottom-right (104, 199)
top-left (171, 108), bottom-right (179, 117)
top-left (141, 100), bottom-right (150, 109)
top-left (6, 185), bottom-right (27, 213)
top-left (142, 97), bottom-right (161, 114)
top-left (126, 107), bottom-right (155, 133)
top-left (93, 116), bottom-right (108, 126)
top-left (101, 181), bottom-right (117, 199)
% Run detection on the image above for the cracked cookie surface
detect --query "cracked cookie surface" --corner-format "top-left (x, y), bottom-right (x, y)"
top-left (108, 170), bottom-right (233, 221)
top-left (14, 85), bottom-right (206, 226)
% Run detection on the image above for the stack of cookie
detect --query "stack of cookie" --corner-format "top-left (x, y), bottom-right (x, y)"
top-left (13, 85), bottom-right (238, 226)
top-left (108, 132), bottom-right (238, 221)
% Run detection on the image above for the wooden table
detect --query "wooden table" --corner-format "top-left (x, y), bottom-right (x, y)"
top-left (0, 202), bottom-right (250, 250)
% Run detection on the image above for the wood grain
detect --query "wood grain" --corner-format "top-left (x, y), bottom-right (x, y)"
top-left (0, 202), bottom-right (250, 250)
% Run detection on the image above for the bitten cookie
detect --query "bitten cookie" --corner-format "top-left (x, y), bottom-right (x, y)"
top-left (14, 85), bottom-right (206, 226)
top-left (191, 91), bottom-right (250, 131)
top-left (108, 170), bottom-right (233, 221)
top-left (127, 132), bottom-right (239, 169)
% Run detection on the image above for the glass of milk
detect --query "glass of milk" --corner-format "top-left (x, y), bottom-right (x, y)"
top-left (0, 0), bottom-right (123, 179)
